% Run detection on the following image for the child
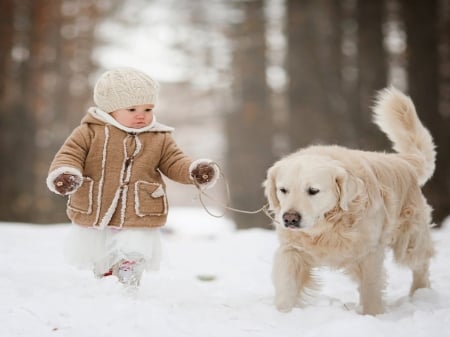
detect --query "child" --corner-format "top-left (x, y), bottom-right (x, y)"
top-left (47, 67), bottom-right (219, 288)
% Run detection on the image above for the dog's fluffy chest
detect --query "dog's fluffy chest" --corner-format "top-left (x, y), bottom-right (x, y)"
top-left (278, 224), bottom-right (373, 267)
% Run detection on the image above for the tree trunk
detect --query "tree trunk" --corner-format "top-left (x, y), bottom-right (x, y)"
top-left (402, 0), bottom-right (450, 225)
top-left (0, 0), bottom-right (107, 223)
top-left (286, 0), bottom-right (347, 150)
top-left (357, 0), bottom-right (389, 150)
top-left (0, 0), bottom-right (36, 222)
top-left (226, 0), bottom-right (274, 229)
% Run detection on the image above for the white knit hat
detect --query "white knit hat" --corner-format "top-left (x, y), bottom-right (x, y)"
top-left (93, 67), bottom-right (160, 113)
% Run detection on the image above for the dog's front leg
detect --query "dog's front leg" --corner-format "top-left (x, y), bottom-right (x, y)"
top-left (349, 248), bottom-right (386, 315)
top-left (272, 246), bottom-right (313, 312)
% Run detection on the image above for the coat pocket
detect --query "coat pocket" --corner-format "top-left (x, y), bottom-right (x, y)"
top-left (68, 177), bottom-right (94, 214)
top-left (135, 181), bottom-right (168, 216)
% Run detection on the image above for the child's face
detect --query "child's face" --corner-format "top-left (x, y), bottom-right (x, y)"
top-left (110, 104), bottom-right (154, 128)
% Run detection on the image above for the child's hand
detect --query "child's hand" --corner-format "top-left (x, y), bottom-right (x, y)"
top-left (53, 173), bottom-right (82, 195)
top-left (191, 163), bottom-right (215, 185)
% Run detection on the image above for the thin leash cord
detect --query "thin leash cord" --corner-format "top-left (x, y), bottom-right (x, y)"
top-left (193, 162), bottom-right (276, 222)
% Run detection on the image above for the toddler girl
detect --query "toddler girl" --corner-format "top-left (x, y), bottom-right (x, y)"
top-left (47, 67), bottom-right (219, 288)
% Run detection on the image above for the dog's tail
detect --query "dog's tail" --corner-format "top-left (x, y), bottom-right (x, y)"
top-left (372, 86), bottom-right (436, 185)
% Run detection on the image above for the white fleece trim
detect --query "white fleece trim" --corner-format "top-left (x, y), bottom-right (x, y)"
top-left (134, 134), bottom-right (142, 155)
top-left (134, 181), bottom-right (168, 217)
top-left (46, 167), bottom-right (83, 195)
top-left (119, 185), bottom-right (128, 228)
top-left (189, 159), bottom-right (220, 190)
top-left (98, 188), bottom-right (121, 229)
top-left (97, 131), bottom-right (128, 229)
top-left (88, 107), bottom-right (174, 133)
top-left (151, 185), bottom-right (165, 198)
top-left (93, 126), bottom-right (110, 227)
top-left (98, 133), bottom-right (145, 229)
top-left (134, 182), bottom-right (143, 217)
top-left (67, 177), bottom-right (94, 214)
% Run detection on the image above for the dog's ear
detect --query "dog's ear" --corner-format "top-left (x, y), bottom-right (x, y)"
top-left (263, 165), bottom-right (280, 210)
top-left (335, 167), bottom-right (362, 211)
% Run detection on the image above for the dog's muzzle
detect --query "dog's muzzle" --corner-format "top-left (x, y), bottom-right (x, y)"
top-left (282, 211), bottom-right (301, 229)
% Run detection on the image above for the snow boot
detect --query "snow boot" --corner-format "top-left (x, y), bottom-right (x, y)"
top-left (113, 259), bottom-right (144, 287)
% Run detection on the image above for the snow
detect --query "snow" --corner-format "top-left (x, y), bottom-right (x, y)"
top-left (1, 211), bottom-right (450, 337)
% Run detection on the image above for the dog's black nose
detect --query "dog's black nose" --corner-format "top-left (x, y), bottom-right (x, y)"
top-left (282, 211), bottom-right (301, 228)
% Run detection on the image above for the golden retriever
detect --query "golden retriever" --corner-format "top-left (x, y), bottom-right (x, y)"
top-left (263, 87), bottom-right (435, 315)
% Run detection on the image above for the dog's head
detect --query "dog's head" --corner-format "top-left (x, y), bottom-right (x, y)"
top-left (263, 154), bottom-right (362, 230)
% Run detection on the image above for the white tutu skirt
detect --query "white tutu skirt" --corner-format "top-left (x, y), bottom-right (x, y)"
top-left (64, 225), bottom-right (163, 275)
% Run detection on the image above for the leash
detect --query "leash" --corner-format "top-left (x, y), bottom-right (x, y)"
top-left (193, 162), bottom-right (276, 222)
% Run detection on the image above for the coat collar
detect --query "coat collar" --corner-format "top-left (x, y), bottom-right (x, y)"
top-left (87, 107), bottom-right (174, 133)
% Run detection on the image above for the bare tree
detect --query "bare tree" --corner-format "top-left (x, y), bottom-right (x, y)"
top-left (0, 0), bottom-right (108, 223)
top-left (0, 0), bottom-right (36, 222)
top-left (439, 0), bottom-right (450, 120)
top-left (226, 0), bottom-right (274, 229)
top-left (356, 0), bottom-right (389, 150)
top-left (0, 0), bottom-right (14, 97)
top-left (401, 0), bottom-right (450, 225)
top-left (286, 0), bottom-right (349, 150)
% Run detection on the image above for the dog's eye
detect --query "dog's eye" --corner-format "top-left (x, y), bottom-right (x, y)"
top-left (279, 187), bottom-right (288, 194)
top-left (307, 187), bottom-right (320, 195)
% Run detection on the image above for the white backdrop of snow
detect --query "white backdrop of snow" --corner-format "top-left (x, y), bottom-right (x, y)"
top-left (1, 211), bottom-right (449, 337)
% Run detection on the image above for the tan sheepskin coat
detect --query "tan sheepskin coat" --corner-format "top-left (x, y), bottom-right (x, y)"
top-left (47, 108), bottom-right (213, 229)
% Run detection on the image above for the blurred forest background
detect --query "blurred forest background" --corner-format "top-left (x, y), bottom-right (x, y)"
top-left (0, 0), bottom-right (449, 229)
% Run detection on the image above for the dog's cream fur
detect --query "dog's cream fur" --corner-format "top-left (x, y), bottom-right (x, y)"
top-left (264, 87), bottom-right (436, 315)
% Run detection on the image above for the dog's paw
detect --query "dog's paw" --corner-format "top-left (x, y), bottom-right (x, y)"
top-left (361, 303), bottom-right (384, 316)
top-left (275, 298), bottom-right (295, 312)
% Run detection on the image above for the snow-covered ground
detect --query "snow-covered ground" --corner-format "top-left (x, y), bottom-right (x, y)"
top-left (1, 210), bottom-right (449, 337)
